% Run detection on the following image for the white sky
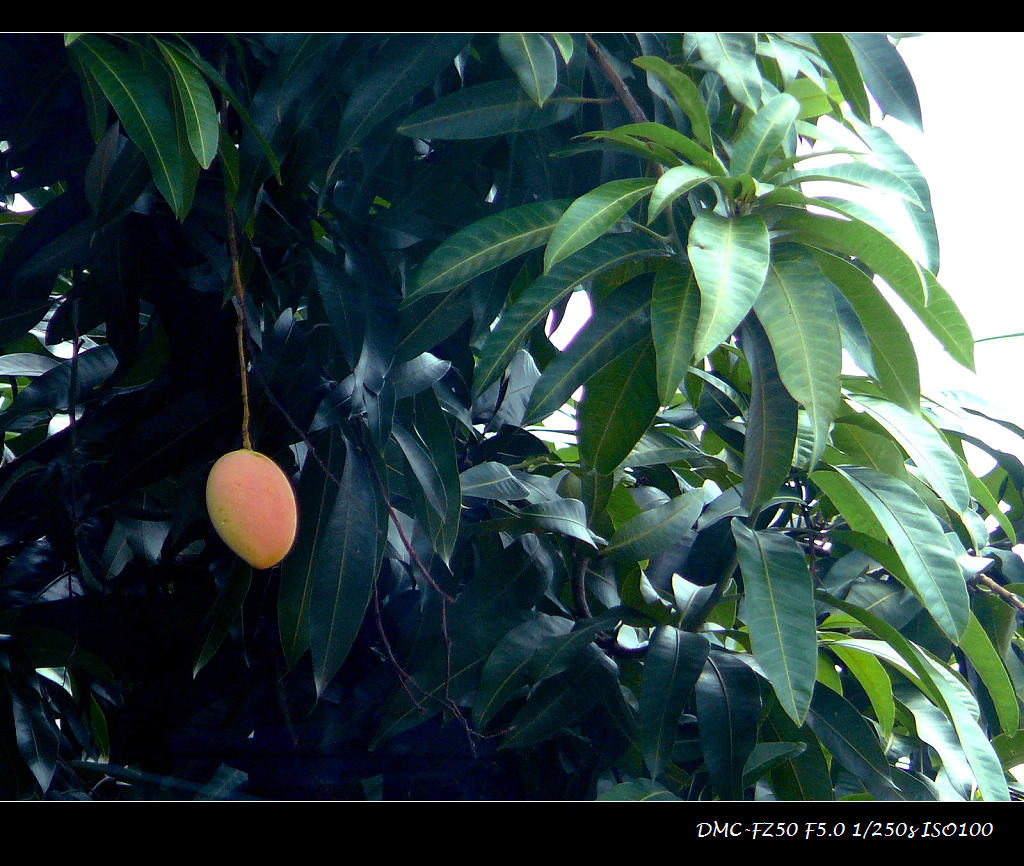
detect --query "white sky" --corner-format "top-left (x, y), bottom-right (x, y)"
top-left (885, 32), bottom-right (1024, 425)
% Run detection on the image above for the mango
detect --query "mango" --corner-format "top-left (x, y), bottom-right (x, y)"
top-left (205, 448), bottom-right (298, 569)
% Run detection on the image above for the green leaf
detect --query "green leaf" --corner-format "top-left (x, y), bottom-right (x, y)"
top-left (847, 33), bottom-right (922, 131)
top-left (776, 162), bottom-right (924, 209)
top-left (959, 613), bottom-right (1019, 735)
top-left (763, 698), bottom-right (834, 800)
top-left (155, 39), bottom-right (219, 169)
top-left (596, 780), bottom-right (681, 800)
top-left (632, 55), bottom-right (713, 148)
top-left (70, 35), bottom-right (189, 219)
top-left (498, 33), bottom-right (559, 107)
top-left (544, 179), bottom-right (656, 272)
top-left (805, 683), bottom-right (901, 799)
top-left (846, 394), bottom-right (970, 513)
top-left (647, 164), bottom-right (715, 224)
top-left (827, 641), bottom-right (896, 738)
top-left (813, 250), bottom-right (920, 413)
top-left (732, 521), bottom-right (817, 725)
top-left (695, 650), bottom-right (762, 800)
top-left (501, 645), bottom-right (618, 750)
top-left (404, 199), bottom-right (569, 305)
top-left (832, 465), bottom-right (970, 643)
top-left (821, 599), bottom-right (1010, 801)
top-left (338, 34), bottom-right (469, 154)
top-left (279, 427), bottom-right (347, 667)
top-left (688, 212), bottom-right (771, 359)
top-left (604, 485), bottom-right (711, 561)
top-left (740, 316), bottom-right (798, 512)
top-left (397, 79), bottom-right (580, 140)
top-left (310, 435), bottom-right (387, 696)
top-left (693, 33), bottom-right (763, 111)
top-left (473, 232), bottom-right (669, 398)
top-left (729, 93), bottom-right (800, 178)
top-left (460, 462), bottom-right (531, 501)
top-left (773, 207), bottom-right (974, 371)
top-left (193, 558), bottom-right (252, 678)
top-left (851, 119), bottom-right (939, 273)
top-left (578, 339), bottom-right (661, 475)
top-left (638, 626), bottom-right (710, 779)
top-left (524, 275), bottom-right (652, 425)
top-left (897, 688), bottom-right (977, 799)
top-left (10, 682), bottom-right (59, 792)
top-left (474, 613), bottom-right (573, 730)
top-left (408, 389), bottom-right (462, 563)
top-left (513, 498), bottom-right (599, 548)
top-left (754, 245), bottom-right (842, 469)
top-left (812, 33), bottom-right (870, 123)
top-left (651, 260), bottom-right (700, 404)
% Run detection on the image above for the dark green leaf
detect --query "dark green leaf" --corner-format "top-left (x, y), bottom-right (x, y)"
top-left (695, 650), bottom-right (761, 800)
top-left (398, 79), bottom-right (580, 140)
top-left (638, 626), bottom-right (710, 779)
top-left (498, 34), bottom-right (559, 107)
top-left (70, 35), bottom-right (189, 219)
top-left (405, 200), bottom-right (569, 305)
top-left (688, 212), bottom-right (770, 360)
top-left (310, 435), bottom-right (387, 695)
top-left (578, 338), bottom-right (661, 475)
top-left (732, 521), bottom-right (817, 725)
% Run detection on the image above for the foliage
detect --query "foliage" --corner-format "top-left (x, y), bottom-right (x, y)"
top-left (1, 31), bottom-right (1023, 801)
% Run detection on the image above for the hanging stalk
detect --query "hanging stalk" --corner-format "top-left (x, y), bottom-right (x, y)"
top-left (224, 201), bottom-right (252, 451)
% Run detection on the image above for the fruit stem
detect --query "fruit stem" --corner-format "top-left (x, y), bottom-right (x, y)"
top-left (225, 203), bottom-right (253, 451)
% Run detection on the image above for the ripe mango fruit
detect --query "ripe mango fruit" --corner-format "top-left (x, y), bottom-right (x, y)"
top-left (206, 448), bottom-right (298, 569)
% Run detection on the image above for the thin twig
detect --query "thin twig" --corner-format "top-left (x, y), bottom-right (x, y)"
top-left (586, 34), bottom-right (649, 125)
top-left (224, 205), bottom-right (253, 451)
top-left (975, 572), bottom-right (1024, 615)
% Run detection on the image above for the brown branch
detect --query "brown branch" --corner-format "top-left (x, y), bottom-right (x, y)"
top-left (586, 34), bottom-right (648, 125)
top-left (975, 572), bottom-right (1024, 615)
top-left (224, 205), bottom-right (253, 451)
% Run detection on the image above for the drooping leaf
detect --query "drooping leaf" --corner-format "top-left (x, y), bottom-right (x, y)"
top-left (754, 245), bottom-right (842, 470)
top-left (578, 338), bottom-right (661, 475)
top-left (805, 682), bottom-right (901, 799)
top-left (846, 394), bottom-right (970, 513)
top-left (279, 426), bottom-right (348, 667)
top-left (155, 38), bottom-right (219, 169)
top-left (812, 33), bottom-right (870, 124)
top-left (650, 259), bottom-right (701, 404)
top-left (773, 207), bottom-right (974, 371)
top-left (831, 465), bottom-right (970, 643)
top-left (70, 35), bottom-right (189, 219)
top-left (813, 250), bottom-right (920, 412)
top-left (826, 641), bottom-right (896, 738)
top-left (309, 434), bottom-right (388, 696)
top-left (498, 33), bottom-right (559, 107)
top-left (847, 33), bottom-right (922, 131)
top-left (695, 649), bottom-right (762, 800)
top-left (338, 34), bottom-right (470, 153)
top-left (732, 521), bottom-right (817, 725)
top-left (688, 212), bottom-right (771, 360)
top-left (632, 55), bottom-right (713, 148)
top-left (637, 626), bottom-right (710, 780)
top-left (739, 315), bottom-right (798, 512)
top-left (693, 33), bottom-right (763, 111)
